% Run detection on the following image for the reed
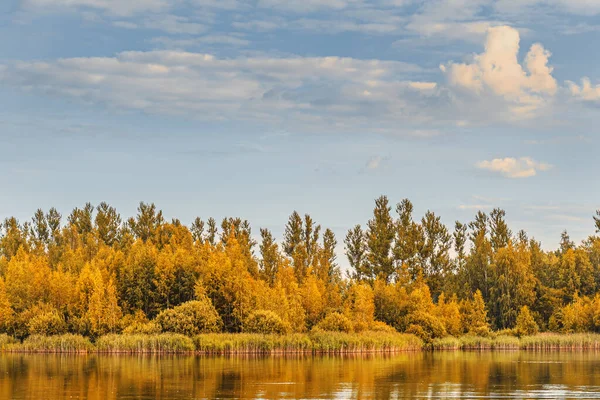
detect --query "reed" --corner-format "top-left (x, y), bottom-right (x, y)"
top-left (0, 334), bottom-right (18, 350)
top-left (520, 333), bottom-right (600, 350)
top-left (11, 334), bottom-right (94, 353)
top-left (431, 336), bottom-right (461, 350)
top-left (194, 331), bottom-right (422, 354)
top-left (95, 333), bottom-right (195, 353)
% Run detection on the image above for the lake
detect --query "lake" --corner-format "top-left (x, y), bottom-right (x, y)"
top-left (2, 351), bottom-right (600, 399)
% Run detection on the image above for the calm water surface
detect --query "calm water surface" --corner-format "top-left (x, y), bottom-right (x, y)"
top-left (2, 352), bottom-right (600, 399)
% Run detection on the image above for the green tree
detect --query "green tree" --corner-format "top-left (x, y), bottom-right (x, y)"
top-left (418, 211), bottom-right (452, 299)
top-left (30, 209), bottom-right (50, 250)
top-left (190, 217), bottom-right (205, 242)
top-left (95, 202), bottom-right (122, 246)
top-left (345, 225), bottom-right (369, 281)
top-left (365, 195), bottom-right (395, 282)
top-left (128, 202), bottom-right (164, 243)
top-left (259, 228), bottom-right (280, 285)
top-left (489, 208), bottom-right (511, 252)
top-left (68, 203), bottom-right (94, 237)
top-left (394, 199), bottom-right (423, 279)
top-left (206, 218), bottom-right (218, 246)
top-left (463, 212), bottom-right (492, 299)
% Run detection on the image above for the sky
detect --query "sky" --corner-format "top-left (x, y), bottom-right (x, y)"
top-left (0, 0), bottom-right (599, 266)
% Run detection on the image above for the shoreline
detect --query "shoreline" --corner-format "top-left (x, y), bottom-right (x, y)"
top-left (4, 332), bottom-right (600, 354)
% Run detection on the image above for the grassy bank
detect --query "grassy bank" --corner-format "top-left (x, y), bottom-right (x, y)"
top-left (0, 332), bottom-right (422, 354)
top-left (5, 332), bottom-right (600, 354)
top-left (520, 333), bottom-right (600, 350)
top-left (0, 334), bottom-right (18, 350)
top-left (8, 334), bottom-right (94, 353)
top-left (96, 333), bottom-right (196, 353)
top-left (194, 331), bottom-right (423, 354)
top-left (432, 335), bottom-right (520, 350)
top-left (433, 333), bottom-right (600, 350)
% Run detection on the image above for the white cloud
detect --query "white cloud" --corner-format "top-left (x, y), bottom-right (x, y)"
top-left (115, 15), bottom-right (207, 34)
top-left (405, 21), bottom-right (497, 43)
top-left (442, 26), bottom-right (557, 116)
top-left (476, 157), bottom-right (552, 178)
top-left (496, 0), bottom-right (600, 16)
top-left (408, 81), bottom-right (437, 90)
top-left (567, 77), bottom-right (600, 102)
top-left (257, 0), bottom-right (356, 13)
top-left (0, 51), bottom-right (436, 132)
top-left (151, 35), bottom-right (250, 48)
top-left (23, 0), bottom-right (170, 16)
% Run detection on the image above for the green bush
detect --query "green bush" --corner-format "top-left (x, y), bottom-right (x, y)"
top-left (314, 312), bottom-right (353, 333)
top-left (155, 300), bottom-right (222, 336)
top-left (243, 310), bottom-right (290, 335)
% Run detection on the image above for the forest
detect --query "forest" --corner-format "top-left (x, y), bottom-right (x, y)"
top-left (0, 196), bottom-right (599, 344)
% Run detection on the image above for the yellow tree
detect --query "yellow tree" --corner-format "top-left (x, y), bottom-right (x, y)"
top-left (0, 278), bottom-right (14, 333)
top-left (5, 248), bottom-right (51, 312)
top-left (346, 282), bottom-right (375, 332)
top-left (435, 293), bottom-right (462, 337)
top-left (301, 272), bottom-right (325, 329)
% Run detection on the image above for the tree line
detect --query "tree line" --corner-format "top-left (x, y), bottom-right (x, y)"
top-left (0, 197), bottom-right (599, 341)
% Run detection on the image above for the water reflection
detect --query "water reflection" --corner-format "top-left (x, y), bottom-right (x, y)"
top-left (1, 352), bottom-right (600, 399)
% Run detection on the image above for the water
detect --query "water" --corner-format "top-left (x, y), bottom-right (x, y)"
top-left (2, 352), bottom-right (600, 399)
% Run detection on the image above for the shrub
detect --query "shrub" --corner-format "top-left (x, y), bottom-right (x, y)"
top-left (123, 321), bottom-right (161, 334)
top-left (405, 311), bottom-right (446, 342)
top-left (243, 310), bottom-right (290, 335)
top-left (27, 304), bottom-right (68, 336)
top-left (369, 321), bottom-right (397, 333)
top-left (155, 300), bottom-right (222, 336)
top-left (121, 311), bottom-right (161, 334)
top-left (470, 325), bottom-right (491, 337)
top-left (314, 312), bottom-right (353, 333)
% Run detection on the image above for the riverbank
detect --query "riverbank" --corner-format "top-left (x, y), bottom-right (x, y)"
top-left (0, 331), bottom-right (423, 354)
top-left (4, 332), bottom-right (600, 354)
top-left (432, 333), bottom-right (600, 350)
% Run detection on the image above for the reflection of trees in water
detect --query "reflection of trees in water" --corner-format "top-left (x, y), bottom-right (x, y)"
top-left (1, 352), bottom-right (600, 399)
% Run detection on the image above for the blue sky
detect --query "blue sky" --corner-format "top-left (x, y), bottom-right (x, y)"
top-left (1, 0), bottom-right (600, 265)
